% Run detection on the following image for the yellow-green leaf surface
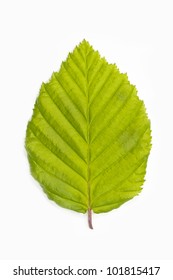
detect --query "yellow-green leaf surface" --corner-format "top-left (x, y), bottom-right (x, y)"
top-left (25, 40), bottom-right (151, 229)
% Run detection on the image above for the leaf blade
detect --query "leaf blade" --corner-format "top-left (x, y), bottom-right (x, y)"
top-left (25, 40), bottom-right (152, 226)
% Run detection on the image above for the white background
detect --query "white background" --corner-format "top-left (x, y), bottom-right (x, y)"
top-left (0, 0), bottom-right (173, 262)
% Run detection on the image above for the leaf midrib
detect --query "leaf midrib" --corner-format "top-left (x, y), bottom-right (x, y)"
top-left (85, 49), bottom-right (91, 211)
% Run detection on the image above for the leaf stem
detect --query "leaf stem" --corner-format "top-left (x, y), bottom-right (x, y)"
top-left (88, 208), bottom-right (93, 229)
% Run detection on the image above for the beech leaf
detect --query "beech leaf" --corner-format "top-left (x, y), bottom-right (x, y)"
top-left (25, 40), bottom-right (151, 229)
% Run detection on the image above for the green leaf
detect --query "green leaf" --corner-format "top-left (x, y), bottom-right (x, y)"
top-left (25, 40), bottom-right (151, 229)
